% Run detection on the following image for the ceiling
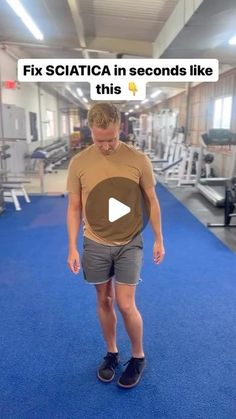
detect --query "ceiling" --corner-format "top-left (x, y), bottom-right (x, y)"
top-left (162, 0), bottom-right (236, 66)
top-left (0, 0), bottom-right (236, 113)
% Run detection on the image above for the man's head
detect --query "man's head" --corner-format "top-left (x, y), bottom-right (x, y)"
top-left (88, 103), bottom-right (121, 155)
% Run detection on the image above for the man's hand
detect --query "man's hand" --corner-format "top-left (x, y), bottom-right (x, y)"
top-left (67, 249), bottom-right (81, 274)
top-left (153, 240), bottom-right (165, 264)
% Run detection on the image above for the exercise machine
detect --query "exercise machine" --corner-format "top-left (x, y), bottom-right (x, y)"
top-left (0, 141), bottom-right (30, 211)
top-left (196, 129), bottom-right (236, 207)
top-left (30, 139), bottom-right (70, 193)
top-left (208, 178), bottom-right (236, 227)
top-left (152, 109), bottom-right (179, 160)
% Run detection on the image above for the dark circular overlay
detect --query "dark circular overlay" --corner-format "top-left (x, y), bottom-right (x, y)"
top-left (85, 177), bottom-right (151, 242)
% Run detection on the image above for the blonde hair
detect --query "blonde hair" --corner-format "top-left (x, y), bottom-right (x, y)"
top-left (88, 103), bottom-right (120, 129)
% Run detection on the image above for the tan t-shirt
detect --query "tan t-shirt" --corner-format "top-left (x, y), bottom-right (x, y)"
top-left (67, 142), bottom-right (156, 245)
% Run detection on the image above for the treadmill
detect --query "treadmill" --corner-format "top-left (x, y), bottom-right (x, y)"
top-left (196, 129), bottom-right (236, 207)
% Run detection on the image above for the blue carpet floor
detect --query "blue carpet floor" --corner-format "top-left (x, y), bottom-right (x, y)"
top-left (0, 185), bottom-right (236, 419)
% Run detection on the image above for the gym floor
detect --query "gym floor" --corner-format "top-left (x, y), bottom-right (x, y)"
top-left (165, 184), bottom-right (236, 252)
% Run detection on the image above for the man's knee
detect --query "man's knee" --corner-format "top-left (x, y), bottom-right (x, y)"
top-left (95, 280), bottom-right (114, 310)
top-left (97, 295), bottom-right (114, 311)
top-left (117, 301), bottom-right (135, 316)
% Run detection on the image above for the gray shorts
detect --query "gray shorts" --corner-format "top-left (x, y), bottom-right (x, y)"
top-left (82, 234), bottom-right (143, 286)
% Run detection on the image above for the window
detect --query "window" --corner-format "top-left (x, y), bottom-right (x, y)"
top-left (213, 96), bottom-right (232, 129)
top-left (69, 116), bottom-right (74, 133)
top-left (61, 114), bottom-right (68, 135)
top-left (46, 110), bottom-right (55, 137)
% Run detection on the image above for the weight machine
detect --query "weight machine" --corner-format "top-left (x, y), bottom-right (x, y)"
top-left (152, 109), bottom-right (179, 160)
top-left (196, 129), bottom-right (236, 207)
top-left (208, 177), bottom-right (236, 227)
top-left (29, 139), bottom-right (70, 193)
top-left (0, 139), bottom-right (31, 211)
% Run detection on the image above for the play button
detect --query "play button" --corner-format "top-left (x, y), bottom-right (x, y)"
top-left (85, 177), bottom-right (150, 242)
top-left (108, 198), bottom-right (131, 222)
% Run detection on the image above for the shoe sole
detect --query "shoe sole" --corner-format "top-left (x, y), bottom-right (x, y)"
top-left (117, 365), bottom-right (145, 388)
top-left (97, 370), bottom-right (115, 383)
top-left (117, 372), bottom-right (143, 388)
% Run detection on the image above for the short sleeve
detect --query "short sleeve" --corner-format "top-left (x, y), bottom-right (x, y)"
top-left (66, 157), bottom-right (81, 195)
top-left (140, 155), bottom-right (156, 189)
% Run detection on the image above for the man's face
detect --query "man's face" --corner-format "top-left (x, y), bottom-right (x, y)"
top-left (91, 123), bottom-right (120, 155)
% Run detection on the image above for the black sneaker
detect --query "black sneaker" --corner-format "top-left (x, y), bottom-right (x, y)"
top-left (97, 352), bottom-right (120, 382)
top-left (117, 357), bottom-right (146, 388)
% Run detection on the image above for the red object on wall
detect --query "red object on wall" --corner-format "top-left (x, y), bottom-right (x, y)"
top-left (4, 80), bottom-right (17, 89)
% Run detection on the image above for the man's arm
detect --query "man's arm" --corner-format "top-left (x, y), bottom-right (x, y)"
top-left (67, 192), bottom-right (82, 274)
top-left (142, 185), bottom-right (165, 264)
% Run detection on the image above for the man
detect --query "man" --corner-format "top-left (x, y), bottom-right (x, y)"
top-left (67, 103), bottom-right (164, 389)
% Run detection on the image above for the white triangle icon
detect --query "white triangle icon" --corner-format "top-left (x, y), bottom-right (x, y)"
top-left (108, 197), bottom-right (131, 222)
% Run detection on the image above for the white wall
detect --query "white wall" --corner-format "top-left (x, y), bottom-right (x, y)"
top-left (0, 49), bottom-right (71, 148)
top-left (0, 50), bottom-right (41, 144)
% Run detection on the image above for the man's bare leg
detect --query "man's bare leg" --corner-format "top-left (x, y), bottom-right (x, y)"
top-left (115, 283), bottom-right (144, 358)
top-left (95, 279), bottom-right (118, 353)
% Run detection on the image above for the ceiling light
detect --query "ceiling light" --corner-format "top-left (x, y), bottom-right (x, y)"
top-left (83, 97), bottom-right (88, 103)
top-left (6, 0), bottom-right (44, 40)
top-left (141, 99), bottom-right (149, 104)
top-left (77, 88), bottom-right (83, 97)
top-left (150, 90), bottom-right (161, 98)
top-left (129, 109), bottom-right (134, 113)
top-left (135, 105), bottom-right (140, 109)
top-left (229, 35), bottom-right (236, 45)
top-left (125, 112), bottom-right (129, 115)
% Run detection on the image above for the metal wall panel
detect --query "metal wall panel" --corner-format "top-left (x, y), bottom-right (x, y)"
top-left (1, 104), bottom-right (26, 139)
